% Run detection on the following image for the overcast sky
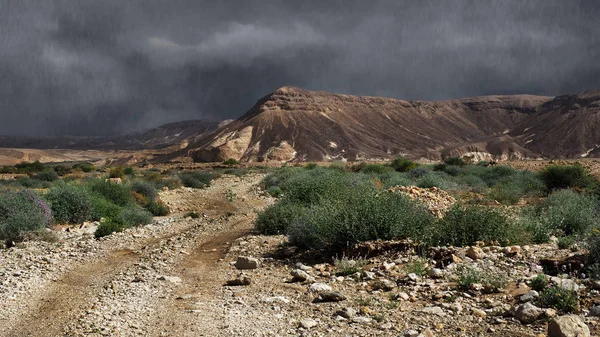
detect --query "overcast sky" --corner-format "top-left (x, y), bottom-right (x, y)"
top-left (0, 0), bottom-right (599, 136)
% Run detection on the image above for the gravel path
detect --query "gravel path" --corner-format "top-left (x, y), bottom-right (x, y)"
top-left (0, 173), bottom-right (269, 337)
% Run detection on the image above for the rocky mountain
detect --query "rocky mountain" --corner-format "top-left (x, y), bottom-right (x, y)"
top-left (0, 119), bottom-right (220, 151)
top-left (184, 86), bottom-right (577, 162)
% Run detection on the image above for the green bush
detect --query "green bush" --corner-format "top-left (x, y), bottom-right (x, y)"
top-left (118, 206), bottom-right (152, 228)
top-left (130, 181), bottom-right (158, 201)
top-left (536, 189), bottom-right (598, 236)
top-left (540, 164), bottom-right (596, 191)
top-left (287, 187), bottom-right (434, 249)
top-left (146, 199), bottom-right (169, 216)
top-left (52, 165), bottom-right (72, 176)
top-left (89, 195), bottom-right (122, 221)
top-left (538, 286), bottom-right (579, 313)
top-left (444, 157), bottom-right (467, 167)
top-left (223, 158), bottom-right (240, 166)
top-left (17, 177), bottom-right (50, 189)
top-left (94, 218), bottom-right (124, 238)
top-left (431, 205), bottom-right (520, 246)
top-left (557, 236), bottom-right (576, 250)
top-left (45, 184), bottom-right (92, 224)
top-left (109, 167), bottom-right (125, 179)
top-left (255, 201), bottom-right (306, 235)
top-left (34, 169), bottom-right (59, 182)
top-left (87, 179), bottom-right (133, 207)
top-left (124, 167), bottom-right (135, 175)
top-left (179, 171), bottom-right (216, 189)
top-left (267, 186), bottom-right (283, 198)
top-left (360, 164), bottom-right (393, 174)
top-left (277, 168), bottom-right (349, 206)
top-left (72, 162), bottom-right (96, 173)
top-left (391, 157), bottom-right (417, 172)
top-left (529, 274), bottom-right (548, 292)
top-left (0, 191), bottom-right (48, 244)
top-left (588, 230), bottom-right (600, 264)
top-left (14, 161), bottom-right (46, 173)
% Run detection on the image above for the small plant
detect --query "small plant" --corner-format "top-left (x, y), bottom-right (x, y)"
top-left (453, 264), bottom-right (508, 293)
top-left (373, 313), bottom-right (386, 322)
top-left (179, 171), bottom-right (216, 189)
top-left (557, 236), bottom-right (576, 250)
top-left (255, 201), bottom-right (305, 235)
top-left (354, 296), bottom-right (372, 306)
top-left (0, 190), bottom-right (49, 244)
top-left (184, 211), bottom-right (200, 219)
top-left (537, 286), bottom-right (579, 313)
top-left (118, 206), bottom-right (152, 228)
top-left (267, 186), bottom-right (283, 197)
top-left (223, 158), bottom-right (240, 166)
top-left (391, 157), bottom-right (417, 172)
top-left (34, 169), bottom-right (59, 182)
top-left (124, 167), bottom-right (135, 176)
top-left (529, 274), bottom-right (548, 292)
top-left (72, 162), bottom-right (96, 173)
top-left (146, 199), bottom-right (169, 216)
top-left (94, 218), bottom-right (124, 238)
top-left (87, 179), bottom-right (133, 207)
top-left (403, 258), bottom-right (429, 276)
top-left (130, 181), bottom-right (158, 201)
top-left (334, 256), bottom-right (368, 276)
top-left (109, 167), bottom-right (125, 179)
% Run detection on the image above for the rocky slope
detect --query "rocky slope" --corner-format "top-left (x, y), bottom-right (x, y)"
top-left (184, 87), bottom-right (600, 162)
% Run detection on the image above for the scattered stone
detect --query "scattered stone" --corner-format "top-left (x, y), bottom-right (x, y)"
top-left (308, 283), bottom-right (332, 293)
top-left (466, 247), bottom-right (485, 260)
top-left (290, 269), bottom-right (312, 282)
top-left (589, 306), bottom-right (600, 317)
top-left (520, 290), bottom-right (539, 302)
top-left (472, 308), bottom-right (487, 318)
top-left (234, 256), bottom-right (260, 270)
top-left (226, 275), bottom-right (251, 286)
top-left (404, 330), bottom-right (420, 337)
top-left (352, 316), bottom-right (372, 324)
top-left (334, 307), bottom-right (356, 319)
top-left (315, 291), bottom-right (346, 303)
top-left (515, 302), bottom-right (545, 324)
top-left (420, 306), bottom-right (445, 317)
top-left (548, 315), bottom-right (590, 337)
top-left (299, 318), bottom-right (318, 329)
top-left (158, 275), bottom-right (182, 284)
top-left (295, 262), bottom-right (312, 271)
top-left (428, 268), bottom-right (444, 279)
top-left (370, 279), bottom-right (396, 291)
top-left (262, 296), bottom-right (290, 304)
top-left (420, 328), bottom-right (436, 337)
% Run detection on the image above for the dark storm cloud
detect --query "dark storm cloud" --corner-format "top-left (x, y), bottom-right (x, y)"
top-left (0, 0), bottom-right (599, 136)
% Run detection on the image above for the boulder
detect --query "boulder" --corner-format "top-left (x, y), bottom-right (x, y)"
top-left (515, 302), bottom-right (544, 324)
top-left (547, 315), bottom-right (590, 337)
top-left (234, 256), bottom-right (259, 270)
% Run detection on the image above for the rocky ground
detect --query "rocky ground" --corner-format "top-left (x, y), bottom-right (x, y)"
top-left (0, 172), bottom-right (599, 336)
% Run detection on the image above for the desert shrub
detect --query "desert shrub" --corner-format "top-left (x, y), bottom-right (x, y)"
top-left (109, 167), bottom-right (125, 179)
top-left (118, 206), bottom-right (152, 228)
top-left (267, 186), bottom-right (283, 197)
top-left (557, 236), bottom-right (576, 250)
top-left (403, 258), bottom-right (429, 276)
top-left (536, 189), bottom-right (598, 236)
top-left (255, 201), bottom-right (306, 235)
top-left (441, 165), bottom-right (463, 177)
top-left (540, 164), bottom-right (596, 191)
top-left (489, 182), bottom-right (523, 205)
top-left (223, 158), bottom-right (240, 166)
top-left (455, 174), bottom-right (488, 192)
top-left (124, 167), bottom-right (135, 175)
top-left (334, 256), bottom-right (368, 276)
top-left (587, 230), bottom-right (600, 265)
top-left (16, 177), bottom-right (50, 189)
top-left (538, 286), bottom-right (579, 313)
top-left (146, 199), bottom-right (169, 216)
top-left (34, 169), bottom-right (59, 182)
top-left (277, 168), bottom-right (349, 206)
top-left (52, 165), bottom-right (72, 176)
top-left (130, 181), bottom-right (158, 201)
top-left (222, 168), bottom-right (248, 177)
top-left (304, 162), bottom-right (318, 170)
top-left (0, 191), bottom-right (49, 244)
top-left (453, 264), bottom-right (508, 292)
top-left (94, 218), bottom-right (124, 238)
top-left (519, 211), bottom-right (552, 244)
top-left (391, 157), bottom-right (417, 172)
top-left (45, 184), bottom-right (92, 224)
top-left (179, 171), bottom-right (216, 189)
top-left (444, 157), bottom-right (467, 167)
top-left (360, 164), bottom-right (393, 174)
top-left (328, 161), bottom-right (348, 172)
top-left (529, 274), bottom-right (548, 292)
top-left (287, 187), bottom-right (434, 249)
top-left (73, 162), bottom-right (95, 172)
top-left (417, 172), bottom-right (455, 190)
top-left (431, 205), bottom-right (520, 246)
top-left (87, 179), bottom-right (133, 207)
top-left (89, 195), bottom-right (122, 221)
top-left (184, 211), bottom-right (200, 219)
top-left (15, 161), bottom-right (46, 173)
top-left (378, 172), bottom-right (411, 188)
top-left (407, 167), bottom-right (429, 179)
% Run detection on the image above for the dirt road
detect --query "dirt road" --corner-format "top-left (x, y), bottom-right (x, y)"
top-left (1, 174), bottom-right (269, 337)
